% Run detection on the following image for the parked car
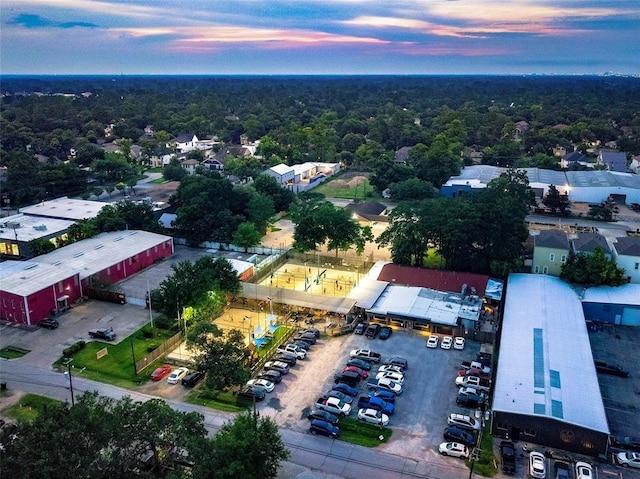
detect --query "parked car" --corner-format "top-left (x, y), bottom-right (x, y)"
top-left (334, 370), bottom-right (361, 387)
top-left (443, 426), bottom-right (475, 446)
top-left (441, 336), bottom-right (453, 350)
top-left (447, 413), bottom-right (481, 431)
top-left (182, 370), bottom-right (205, 387)
top-left (332, 382), bottom-right (359, 397)
top-left (301, 327), bottom-right (321, 338)
top-left (38, 318), bottom-right (59, 329)
top-left (273, 351), bottom-right (297, 366)
top-left (277, 343), bottom-right (306, 359)
top-left (353, 323), bottom-right (365, 335)
top-left (357, 408), bottom-right (389, 426)
top-left (365, 324), bottom-right (380, 338)
top-left (368, 389), bottom-right (396, 403)
top-left (499, 441), bottom-right (516, 474)
top-left (576, 461), bottom-right (594, 479)
top-left (453, 337), bottom-right (466, 350)
top-left (426, 335), bottom-right (439, 348)
top-left (324, 390), bottom-right (354, 404)
top-left (307, 409), bottom-right (339, 425)
top-left (383, 356), bottom-right (408, 370)
top-left (309, 419), bottom-right (339, 438)
top-left (237, 385), bottom-right (266, 402)
top-left (372, 378), bottom-right (402, 395)
top-left (611, 436), bottom-right (640, 452)
top-left (167, 367), bottom-right (189, 385)
top-left (256, 369), bottom-right (282, 384)
top-left (438, 442), bottom-right (469, 459)
top-left (150, 365), bottom-right (172, 381)
top-left (346, 358), bottom-right (372, 371)
top-left (456, 392), bottom-right (484, 408)
top-left (292, 340), bottom-right (311, 350)
top-left (614, 452), bottom-right (640, 468)
top-left (264, 361), bottom-right (289, 375)
top-left (343, 366), bottom-right (368, 379)
top-left (378, 326), bottom-right (392, 340)
top-left (293, 332), bottom-right (317, 344)
top-left (594, 360), bottom-right (629, 378)
top-left (247, 378), bottom-right (275, 393)
top-left (375, 371), bottom-right (404, 384)
top-left (378, 364), bottom-right (404, 375)
top-left (554, 461), bottom-right (571, 479)
top-left (529, 451), bottom-right (546, 479)
top-left (88, 328), bottom-right (116, 341)
top-left (357, 395), bottom-right (394, 415)
top-left (349, 349), bottom-right (381, 363)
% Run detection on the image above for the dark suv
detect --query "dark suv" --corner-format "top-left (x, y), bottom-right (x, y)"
top-left (88, 328), bottom-right (116, 341)
top-left (309, 419), bottom-right (340, 438)
top-left (365, 324), bottom-right (380, 338)
top-left (38, 318), bottom-right (59, 329)
top-left (334, 371), bottom-right (360, 387)
top-left (182, 370), bottom-right (205, 387)
top-left (443, 426), bottom-right (475, 446)
top-left (237, 385), bottom-right (266, 402)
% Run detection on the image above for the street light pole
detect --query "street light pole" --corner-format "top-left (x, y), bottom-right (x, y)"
top-left (64, 359), bottom-right (75, 406)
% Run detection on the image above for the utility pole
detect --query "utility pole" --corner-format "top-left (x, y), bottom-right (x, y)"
top-left (63, 359), bottom-right (75, 406)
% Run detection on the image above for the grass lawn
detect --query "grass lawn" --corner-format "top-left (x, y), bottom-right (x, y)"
top-left (423, 248), bottom-right (445, 269)
top-left (467, 422), bottom-right (498, 477)
top-left (146, 167), bottom-right (163, 173)
top-left (0, 346), bottom-right (30, 359)
top-left (150, 177), bottom-right (166, 184)
top-left (257, 326), bottom-right (292, 359)
top-left (313, 175), bottom-right (379, 201)
top-left (54, 327), bottom-right (177, 388)
top-left (337, 417), bottom-right (392, 447)
top-left (2, 394), bottom-right (62, 422)
top-left (185, 388), bottom-right (247, 413)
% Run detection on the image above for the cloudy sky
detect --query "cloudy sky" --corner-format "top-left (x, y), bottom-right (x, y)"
top-left (2, 0), bottom-right (639, 75)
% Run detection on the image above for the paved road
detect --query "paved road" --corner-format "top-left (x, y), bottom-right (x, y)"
top-left (0, 358), bottom-right (475, 479)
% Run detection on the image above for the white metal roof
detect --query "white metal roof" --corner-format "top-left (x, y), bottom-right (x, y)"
top-left (34, 230), bottom-right (173, 280)
top-left (493, 274), bottom-right (609, 433)
top-left (0, 214), bottom-right (74, 241)
top-left (581, 284), bottom-right (640, 306)
top-left (226, 258), bottom-right (254, 275)
top-left (269, 164), bottom-right (294, 175)
top-left (0, 260), bottom-right (78, 297)
top-left (19, 196), bottom-right (110, 220)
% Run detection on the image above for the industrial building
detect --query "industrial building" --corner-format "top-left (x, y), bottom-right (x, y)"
top-left (492, 274), bottom-right (610, 457)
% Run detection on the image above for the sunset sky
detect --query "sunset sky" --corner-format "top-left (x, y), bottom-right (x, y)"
top-left (2, 0), bottom-right (639, 75)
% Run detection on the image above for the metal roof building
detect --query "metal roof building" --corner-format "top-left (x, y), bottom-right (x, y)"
top-left (19, 196), bottom-right (109, 221)
top-left (492, 274), bottom-right (610, 457)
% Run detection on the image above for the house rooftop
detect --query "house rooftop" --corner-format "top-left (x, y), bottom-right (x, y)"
top-left (612, 236), bottom-right (640, 256)
top-left (493, 274), bottom-right (609, 434)
top-left (0, 214), bottom-right (74, 242)
top-left (377, 264), bottom-right (489, 297)
top-left (534, 229), bottom-right (569, 250)
top-left (571, 233), bottom-right (611, 255)
top-left (19, 197), bottom-right (109, 221)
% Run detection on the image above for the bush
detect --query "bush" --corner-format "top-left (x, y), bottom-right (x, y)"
top-left (147, 343), bottom-right (159, 353)
top-left (141, 328), bottom-right (155, 339)
top-left (62, 341), bottom-right (86, 358)
top-left (154, 315), bottom-right (177, 331)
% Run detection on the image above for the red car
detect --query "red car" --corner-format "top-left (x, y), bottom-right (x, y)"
top-left (150, 365), bottom-right (172, 381)
top-left (342, 366), bottom-right (368, 379)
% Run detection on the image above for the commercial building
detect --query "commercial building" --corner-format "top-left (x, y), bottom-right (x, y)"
top-left (0, 213), bottom-right (74, 259)
top-left (581, 284), bottom-right (640, 326)
top-left (492, 274), bottom-right (609, 457)
top-left (19, 196), bottom-right (109, 221)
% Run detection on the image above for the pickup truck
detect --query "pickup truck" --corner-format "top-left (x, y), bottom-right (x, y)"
top-left (460, 360), bottom-right (491, 374)
top-left (88, 328), bottom-right (116, 341)
top-left (499, 441), bottom-right (516, 474)
top-left (456, 375), bottom-right (491, 391)
top-left (349, 349), bottom-right (382, 363)
top-left (314, 396), bottom-right (351, 417)
top-left (276, 344), bottom-right (306, 359)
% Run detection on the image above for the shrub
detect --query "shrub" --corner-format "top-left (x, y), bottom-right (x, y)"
top-left (155, 315), bottom-right (177, 331)
top-left (142, 328), bottom-right (155, 339)
top-left (147, 343), bottom-right (159, 353)
top-left (62, 340), bottom-right (86, 358)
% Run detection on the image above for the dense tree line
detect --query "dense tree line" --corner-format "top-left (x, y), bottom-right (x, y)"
top-left (0, 392), bottom-right (289, 479)
top-left (2, 76), bottom-right (639, 206)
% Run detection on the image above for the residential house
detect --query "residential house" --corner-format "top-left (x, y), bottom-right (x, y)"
top-left (175, 133), bottom-right (198, 154)
top-left (611, 237), bottom-right (640, 284)
top-left (264, 164), bottom-right (295, 185)
top-left (514, 120), bottom-right (529, 139)
top-left (394, 146), bottom-right (412, 164)
top-left (201, 158), bottom-right (224, 172)
top-left (552, 145), bottom-right (567, 157)
top-left (180, 159), bottom-right (200, 175)
top-left (598, 151), bottom-right (628, 172)
top-left (344, 201), bottom-right (388, 223)
top-left (629, 155), bottom-right (640, 174)
top-left (561, 151), bottom-right (588, 169)
top-left (571, 232), bottom-right (611, 259)
top-left (532, 229), bottom-right (570, 275)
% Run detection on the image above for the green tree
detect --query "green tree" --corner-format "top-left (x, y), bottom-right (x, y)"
top-left (29, 237), bottom-right (56, 256)
top-left (246, 193), bottom-right (275, 235)
top-left (187, 323), bottom-right (251, 391)
top-left (233, 222), bottom-right (262, 252)
top-left (560, 247), bottom-right (627, 286)
top-left (388, 178), bottom-right (436, 201)
top-left (587, 196), bottom-right (619, 221)
top-left (253, 174), bottom-right (295, 212)
top-left (542, 184), bottom-right (570, 215)
top-left (200, 411), bottom-right (290, 479)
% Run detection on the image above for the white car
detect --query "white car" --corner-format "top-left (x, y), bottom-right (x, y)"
top-left (375, 371), bottom-right (405, 385)
top-left (246, 378), bottom-right (275, 393)
top-left (426, 335), bottom-right (439, 348)
top-left (453, 337), bottom-right (465, 350)
top-left (166, 367), bottom-right (189, 385)
top-left (378, 364), bottom-right (404, 375)
top-left (441, 336), bottom-right (453, 350)
top-left (376, 378), bottom-right (403, 395)
top-left (357, 408), bottom-right (389, 426)
top-left (529, 451), bottom-right (546, 479)
top-left (575, 461), bottom-right (594, 478)
top-left (447, 413), bottom-right (481, 431)
top-left (615, 452), bottom-right (640, 469)
top-left (438, 442), bottom-right (469, 459)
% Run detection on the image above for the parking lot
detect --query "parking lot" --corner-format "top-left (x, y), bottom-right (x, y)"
top-left (256, 326), bottom-right (483, 466)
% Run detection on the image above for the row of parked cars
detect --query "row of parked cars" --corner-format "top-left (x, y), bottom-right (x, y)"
top-left (306, 349), bottom-right (409, 438)
top-left (238, 328), bottom-right (322, 402)
top-left (353, 322), bottom-right (393, 340)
